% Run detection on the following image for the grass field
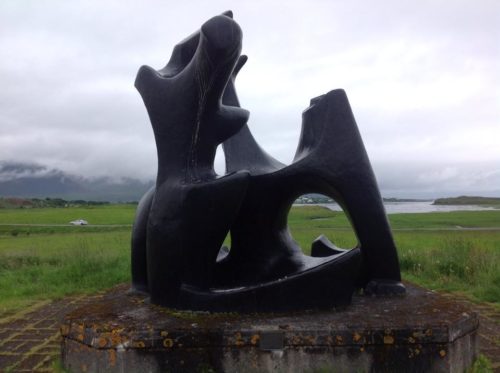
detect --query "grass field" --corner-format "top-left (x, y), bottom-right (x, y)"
top-left (290, 207), bottom-right (500, 305)
top-left (0, 204), bottom-right (498, 313)
top-left (0, 204), bottom-right (136, 225)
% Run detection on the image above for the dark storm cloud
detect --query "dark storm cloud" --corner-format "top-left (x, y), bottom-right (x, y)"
top-left (374, 161), bottom-right (500, 198)
top-left (0, 0), bottom-right (498, 196)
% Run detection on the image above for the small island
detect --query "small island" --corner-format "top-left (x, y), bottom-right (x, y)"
top-left (295, 194), bottom-right (334, 204)
top-left (433, 195), bottom-right (500, 206)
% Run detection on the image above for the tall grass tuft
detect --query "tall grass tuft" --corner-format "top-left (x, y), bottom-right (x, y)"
top-left (397, 233), bottom-right (500, 303)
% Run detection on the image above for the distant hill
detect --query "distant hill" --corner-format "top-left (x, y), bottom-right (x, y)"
top-left (433, 196), bottom-right (500, 206)
top-left (0, 197), bottom-right (113, 209)
top-left (0, 161), bottom-right (154, 202)
top-left (383, 197), bottom-right (432, 202)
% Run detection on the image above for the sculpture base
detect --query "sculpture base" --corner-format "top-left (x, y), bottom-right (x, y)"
top-left (61, 283), bottom-right (478, 372)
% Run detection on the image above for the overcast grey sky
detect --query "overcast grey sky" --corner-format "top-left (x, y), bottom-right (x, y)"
top-left (1, 0), bottom-right (499, 198)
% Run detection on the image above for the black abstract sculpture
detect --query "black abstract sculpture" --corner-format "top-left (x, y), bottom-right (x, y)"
top-left (131, 11), bottom-right (405, 312)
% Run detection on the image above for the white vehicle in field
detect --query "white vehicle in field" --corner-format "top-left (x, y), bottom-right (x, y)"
top-left (69, 219), bottom-right (88, 226)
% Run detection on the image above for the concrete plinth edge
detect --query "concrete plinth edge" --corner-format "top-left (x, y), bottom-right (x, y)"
top-left (61, 283), bottom-right (478, 372)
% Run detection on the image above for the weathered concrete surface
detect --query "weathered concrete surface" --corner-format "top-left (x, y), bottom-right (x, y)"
top-left (61, 283), bottom-right (479, 372)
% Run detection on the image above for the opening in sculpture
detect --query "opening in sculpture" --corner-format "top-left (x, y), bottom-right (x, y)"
top-left (130, 11), bottom-right (406, 312)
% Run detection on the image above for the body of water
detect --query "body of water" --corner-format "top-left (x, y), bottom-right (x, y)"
top-left (300, 201), bottom-right (498, 214)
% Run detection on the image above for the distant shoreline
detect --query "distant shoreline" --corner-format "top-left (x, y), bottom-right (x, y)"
top-left (433, 196), bottom-right (500, 206)
top-left (293, 201), bottom-right (498, 214)
top-left (383, 198), bottom-right (433, 203)
top-left (2, 195), bottom-right (500, 210)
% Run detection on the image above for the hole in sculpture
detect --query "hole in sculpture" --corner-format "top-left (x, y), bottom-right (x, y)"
top-left (214, 144), bottom-right (230, 261)
top-left (216, 233), bottom-right (231, 262)
top-left (214, 144), bottom-right (226, 176)
top-left (289, 194), bottom-right (358, 255)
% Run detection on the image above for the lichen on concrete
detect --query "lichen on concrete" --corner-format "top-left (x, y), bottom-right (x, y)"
top-left (60, 283), bottom-right (479, 372)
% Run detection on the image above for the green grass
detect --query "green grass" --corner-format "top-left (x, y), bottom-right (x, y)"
top-left (0, 204), bottom-right (498, 314)
top-left (0, 224), bottom-right (131, 237)
top-left (290, 206), bottom-right (500, 304)
top-left (395, 231), bottom-right (499, 303)
top-left (0, 204), bottom-right (136, 225)
top-left (388, 210), bottom-right (500, 229)
top-left (468, 354), bottom-right (494, 373)
top-left (0, 231), bottom-right (130, 313)
top-left (292, 205), bottom-right (500, 229)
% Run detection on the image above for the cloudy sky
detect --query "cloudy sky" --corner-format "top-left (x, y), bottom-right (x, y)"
top-left (1, 0), bottom-right (499, 198)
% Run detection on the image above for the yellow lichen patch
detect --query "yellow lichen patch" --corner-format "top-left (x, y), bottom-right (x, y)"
top-left (439, 349), bottom-right (446, 358)
top-left (250, 334), bottom-right (260, 345)
top-left (108, 349), bottom-right (117, 366)
top-left (412, 331), bottom-right (423, 339)
top-left (383, 335), bottom-right (395, 345)
top-left (109, 329), bottom-right (126, 346)
top-left (235, 339), bottom-right (245, 347)
top-left (132, 341), bottom-right (146, 348)
top-left (234, 332), bottom-right (245, 347)
top-left (335, 335), bottom-right (343, 345)
top-left (160, 331), bottom-right (169, 337)
top-left (110, 334), bottom-right (122, 346)
top-left (306, 335), bottom-right (316, 344)
top-left (352, 333), bottom-right (362, 342)
top-left (98, 337), bottom-right (108, 348)
top-left (60, 324), bottom-right (70, 336)
top-left (163, 338), bottom-right (174, 348)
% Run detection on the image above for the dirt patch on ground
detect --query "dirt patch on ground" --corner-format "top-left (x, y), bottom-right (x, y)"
top-left (0, 284), bottom-right (498, 372)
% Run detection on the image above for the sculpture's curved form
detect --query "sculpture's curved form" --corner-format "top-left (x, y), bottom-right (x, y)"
top-left (131, 11), bottom-right (405, 312)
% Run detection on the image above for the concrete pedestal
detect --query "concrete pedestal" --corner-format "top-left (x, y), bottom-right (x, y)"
top-left (61, 283), bottom-right (478, 372)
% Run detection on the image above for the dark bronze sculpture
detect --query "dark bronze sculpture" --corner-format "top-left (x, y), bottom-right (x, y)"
top-left (131, 11), bottom-right (405, 312)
